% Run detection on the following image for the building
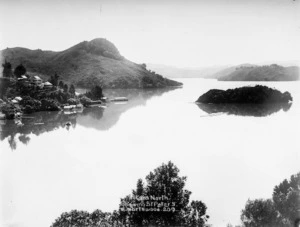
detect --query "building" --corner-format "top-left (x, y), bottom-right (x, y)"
top-left (17, 75), bottom-right (30, 86)
top-left (43, 82), bottom-right (53, 90)
top-left (29, 76), bottom-right (43, 86)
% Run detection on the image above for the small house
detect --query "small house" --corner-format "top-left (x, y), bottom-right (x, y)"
top-left (43, 82), bottom-right (53, 90)
top-left (30, 76), bottom-right (43, 86)
top-left (17, 75), bottom-right (30, 85)
top-left (12, 99), bottom-right (19, 104)
top-left (14, 97), bottom-right (22, 102)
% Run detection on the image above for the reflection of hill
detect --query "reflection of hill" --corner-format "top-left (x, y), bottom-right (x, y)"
top-left (77, 88), bottom-right (177, 130)
top-left (0, 88), bottom-right (178, 149)
top-left (196, 102), bottom-right (292, 117)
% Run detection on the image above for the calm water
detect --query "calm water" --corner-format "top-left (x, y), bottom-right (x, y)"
top-left (1, 79), bottom-right (300, 227)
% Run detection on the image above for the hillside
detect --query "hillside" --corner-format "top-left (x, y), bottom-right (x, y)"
top-left (217, 64), bottom-right (299, 81)
top-left (0, 38), bottom-right (182, 88)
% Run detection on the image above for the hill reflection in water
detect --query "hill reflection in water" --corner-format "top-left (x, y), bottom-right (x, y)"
top-left (196, 102), bottom-right (292, 117)
top-left (0, 88), bottom-right (177, 150)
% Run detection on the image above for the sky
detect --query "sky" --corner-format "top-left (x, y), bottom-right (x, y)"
top-left (0, 0), bottom-right (300, 67)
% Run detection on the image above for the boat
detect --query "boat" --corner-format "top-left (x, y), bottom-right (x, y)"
top-left (110, 97), bottom-right (128, 102)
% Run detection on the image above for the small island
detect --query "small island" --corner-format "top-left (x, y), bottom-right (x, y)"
top-left (196, 85), bottom-right (292, 104)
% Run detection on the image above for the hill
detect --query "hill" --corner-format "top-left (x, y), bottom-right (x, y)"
top-left (0, 38), bottom-right (182, 88)
top-left (147, 63), bottom-right (229, 79)
top-left (217, 64), bottom-right (299, 81)
top-left (147, 63), bottom-right (300, 81)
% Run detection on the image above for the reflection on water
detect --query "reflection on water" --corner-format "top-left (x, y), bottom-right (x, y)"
top-left (0, 88), bottom-right (177, 150)
top-left (0, 112), bottom-right (77, 150)
top-left (196, 102), bottom-right (292, 117)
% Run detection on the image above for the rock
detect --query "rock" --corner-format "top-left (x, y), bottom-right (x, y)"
top-left (196, 85), bottom-right (292, 104)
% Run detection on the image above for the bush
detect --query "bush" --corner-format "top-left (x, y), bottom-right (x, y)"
top-left (1, 103), bottom-right (20, 119)
top-left (85, 85), bottom-right (103, 100)
top-left (24, 105), bottom-right (35, 114)
top-left (67, 98), bottom-right (78, 105)
top-left (20, 96), bottom-right (41, 111)
top-left (80, 96), bottom-right (92, 106)
top-left (40, 99), bottom-right (60, 111)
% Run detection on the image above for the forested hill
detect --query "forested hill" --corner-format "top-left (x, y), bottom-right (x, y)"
top-left (217, 64), bottom-right (299, 81)
top-left (0, 38), bottom-right (182, 88)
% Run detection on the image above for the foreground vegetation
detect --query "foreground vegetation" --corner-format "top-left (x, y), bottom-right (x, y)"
top-left (51, 162), bottom-right (209, 227)
top-left (241, 172), bottom-right (300, 227)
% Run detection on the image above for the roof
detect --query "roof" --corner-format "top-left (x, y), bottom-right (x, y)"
top-left (44, 82), bottom-right (53, 86)
top-left (21, 75), bottom-right (28, 79)
top-left (33, 76), bottom-right (41, 80)
top-left (15, 97), bottom-right (22, 101)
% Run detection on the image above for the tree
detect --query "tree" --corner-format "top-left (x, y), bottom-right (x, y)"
top-left (185, 200), bottom-right (209, 227)
top-left (51, 209), bottom-right (121, 227)
top-left (14, 64), bottom-right (26, 78)
top-left (2, 60), bottom-right (13, 78)
top-left (241, 199), bottom-right (280, 227)
top-left (49, 73), bottom-right (59, 86)
top-left (69, 84), bottom-right (75, 95)
top-left (119, 161), bottom-right (209, 226)
top-left (86, 85), bottom-right (103, 100)
top-left (58, 81), bottom-right (64, 89)
top-left (272, 172), bottom-right (300, 225)
top-left (63, 84), bottom-right (68, 93)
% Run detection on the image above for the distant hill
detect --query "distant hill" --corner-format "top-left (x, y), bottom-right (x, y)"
top-left (218, 64), bottom-right (299, 81)
top-left (0, 38), bottom-right (182, 88)
top-left (147, 64), bottom-right (229, 79)
top-left (147, 63), bottom-right (300, 81)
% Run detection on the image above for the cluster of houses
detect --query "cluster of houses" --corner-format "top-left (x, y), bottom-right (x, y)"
top-left (17, 74), bottom-right (53, 90)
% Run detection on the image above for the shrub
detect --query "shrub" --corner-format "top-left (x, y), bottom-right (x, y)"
top-left (40, 99), bottom-right (60, 111)
top-left (80, 96), bottom-right (92, 106)
top-left (67, 98), bottom-right (78, 105)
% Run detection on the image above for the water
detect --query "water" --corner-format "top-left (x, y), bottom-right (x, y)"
top-left (1, 78), bottom-right (300, 227)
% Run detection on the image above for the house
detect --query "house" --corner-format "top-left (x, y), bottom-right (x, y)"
top-left (17, 75), bottom-right (30, 85)
top-left (30, 76), bottom-right (43, 86)
top-left (43, 82), bottom-right (53, 90)
top-left (14, 97), bottom-right (22, 102)
top-left (12, 99), bottom-right (19, 104)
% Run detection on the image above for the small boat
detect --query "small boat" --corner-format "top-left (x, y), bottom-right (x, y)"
top-left (110, 97), bottom-right (128, 102)
top-left (65, 122), bottom-right (72, 126)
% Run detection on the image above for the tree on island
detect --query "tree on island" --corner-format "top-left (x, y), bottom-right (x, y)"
top-left (14, 64), bottom-right (26, 78)
top-left (119, 161), bottom-right (209, 226)
top-left (2, 60), bottom-right (13, 78)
